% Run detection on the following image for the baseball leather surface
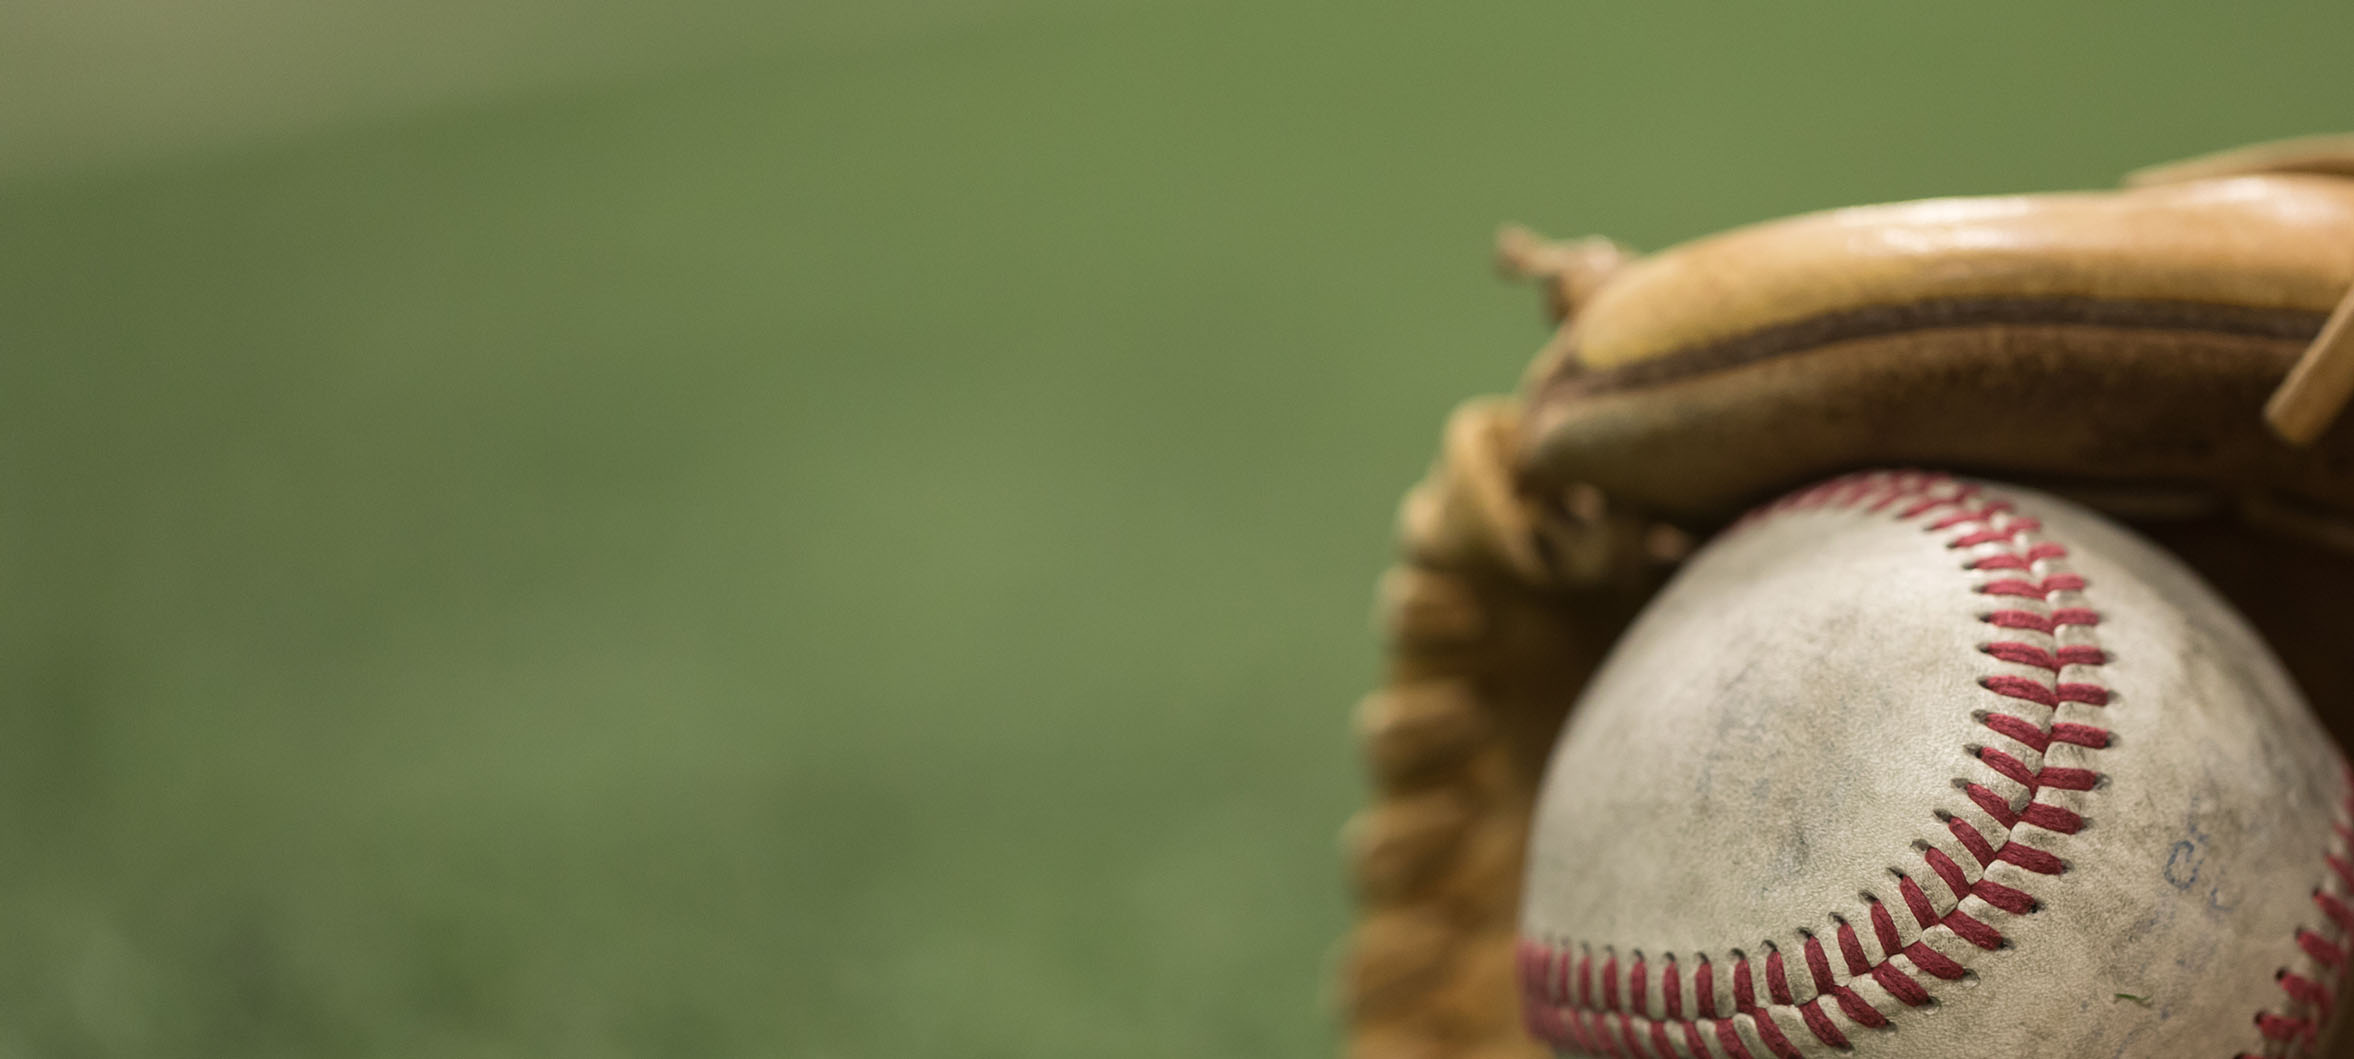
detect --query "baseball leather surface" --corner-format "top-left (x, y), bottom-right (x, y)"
top-left (1517, 471), bottom-right (2352, 1058)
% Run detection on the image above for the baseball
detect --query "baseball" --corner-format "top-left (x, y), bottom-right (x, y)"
top-left (1516, 471), bottom-right (2351, 1058)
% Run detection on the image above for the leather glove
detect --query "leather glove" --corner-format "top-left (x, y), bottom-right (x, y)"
top-left (1341, 134), bottom-right (2354, 1059)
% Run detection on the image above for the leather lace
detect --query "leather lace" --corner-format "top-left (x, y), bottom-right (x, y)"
top-left (2267, 281), bottom-right (2354, 445)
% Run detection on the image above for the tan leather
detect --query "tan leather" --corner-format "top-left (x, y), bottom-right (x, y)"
top-left (1524, 175), bottom-right (2354, 520)
top-left (1523, 474), bottom-right (2347, 1057)
top-left (2263, 282), bottom-right (2354, 444)
top-left (1513, 142), bottom-right (2354, 747)
top-left (1345, 402), bottom-right (1670, 1059)
top-left (1343, 136), bottom-right (2354, 1059)
top-left (1539, 176), bottom-right (2354, 371)
top-left (1506, 144), bottom-right (2354, 743)
top-left (2126, 133), bottom-right (2354, 187)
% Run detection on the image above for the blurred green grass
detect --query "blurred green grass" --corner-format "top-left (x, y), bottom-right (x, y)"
top-left (4, 1), bottom-right (2354, 1056)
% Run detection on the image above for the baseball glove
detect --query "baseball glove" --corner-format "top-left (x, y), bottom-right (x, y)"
top-left (1340, 134), bottom-right (2354, 1059)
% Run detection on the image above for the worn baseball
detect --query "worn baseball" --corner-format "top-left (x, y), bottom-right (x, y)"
top-left (1517, 472), bottom-right (2352, 1059)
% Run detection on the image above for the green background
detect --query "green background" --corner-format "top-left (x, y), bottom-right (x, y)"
top-left (3, 3), bottom-right (2352, 1056)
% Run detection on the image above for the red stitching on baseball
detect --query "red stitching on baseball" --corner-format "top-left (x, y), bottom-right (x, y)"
top-left (2035, 766), bottom-right (2100, 791)
top-left (1968, 542), bottom-right (2067, 570)
top-left (2018, 802), bottom-right (2082, 833)
top-left (1751, 1007), bottom-right (1802, 1059)
top-left (1971, 877), bottom-right (2037, 914)
top-left (1940, 908), bottom-right (2004, 950)
top-left (2259, 1012), bottom-right (2311, 1041)
top-left (1995, 842), bottom-right (2066, 875)
top-left (1835, 919), bottom-right (1871, 976)
top-left (1948, 520), bottom-right (2043, 547)
top-left (2300, 928), bottom-right (2346, 969)
top-left (1962, 783), bottom-right (2017, 826)
top-left (1797, 999), bottom-right (1846, 1049)
top-left (2318, 892), bottom-right (2354, 934)
top-left (1979, 713), bottom-right (2113, 753)
top-left (1923, 502), bottom-right (2009, 529)
top-left (1682, 1021), bottom-right (1710, 1059)
top-left (1980, 641), bottom-right (2106, 670)
top-left (1764, 947), bottom-right (1793, 1006)
top-left (1902, 940), bottom-right (1964, 979)
top-left (1799, 935), bottom-right (1833, 995)
top-left (1871, 960), bottom-right (1931, 1006)
top-left (1979, 674), bottom-right (2109, 708)
top-left (1923, 845), bottom-right (1970, 899)
top-left (1983, 607), bottom-right (2099, 633)
top-left (1521, 471), bottom-right (2354, 1057)
top-left (1518, 472), bottom-right (2117, 1055)
top-left (1896, 873), bottom-right (1938, 927)
top-left (1711, 1018), bottom-right (1752, 1059)
top-left (1833, 984), bottom-right (1886, 1027)
top-left (1976, 746), bottom-right (2036, 785)
top-left (2279, 971), bottom-right (2331, 1018)
top-left (1868, 899), bottom-right (1902, 955)
top-left (1944, 812), bottom-right (1997, 865)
